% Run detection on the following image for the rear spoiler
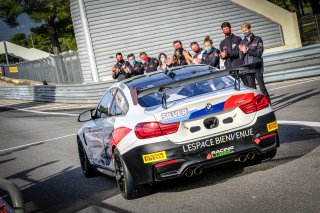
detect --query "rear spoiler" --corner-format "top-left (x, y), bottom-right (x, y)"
top-left (135, 63), bottom-right (259, 109)
top-left (138, 63), bottom-right (258, 96)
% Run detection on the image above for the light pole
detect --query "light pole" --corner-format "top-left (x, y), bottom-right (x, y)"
top-left (30, 32), bottom-right (34, 48)
top-left (3, 41), bottom-right (9, 65)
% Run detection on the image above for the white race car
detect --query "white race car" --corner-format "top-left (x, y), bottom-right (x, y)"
top-left (77, 65), bottom-right (279, 199)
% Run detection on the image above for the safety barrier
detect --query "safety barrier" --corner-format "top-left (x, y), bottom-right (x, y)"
top-left (0, 44), bottom-right (319, 104)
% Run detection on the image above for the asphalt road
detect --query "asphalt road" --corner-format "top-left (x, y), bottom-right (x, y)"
top-left (0, 76), bottom-right (319, 213)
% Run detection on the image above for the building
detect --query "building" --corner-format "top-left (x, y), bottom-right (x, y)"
top-left (70, 0), bottom-right (301, 83)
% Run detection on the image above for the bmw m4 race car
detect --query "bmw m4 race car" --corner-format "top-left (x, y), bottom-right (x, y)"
top-left (77, 65), bottom-right (279, 199)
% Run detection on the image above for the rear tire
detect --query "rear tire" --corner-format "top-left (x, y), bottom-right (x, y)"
top-left (78, 140), bottom-right (96, 177)
top-left (113, 148), bottom-right (151, 199)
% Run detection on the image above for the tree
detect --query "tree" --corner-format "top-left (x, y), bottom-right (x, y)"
top-left (310, 0), bottom-right (320, 14)
top-left (10, 33), bottom-right (29, 47)
top-left (0, 0), bottom-right (73, 55)
top-left (268, 0), bottom-right (320, 15)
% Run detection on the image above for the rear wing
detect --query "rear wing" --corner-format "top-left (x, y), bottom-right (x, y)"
top-left (134, 64), bottom-right (258, 109)
top-left (137, 64), bottom-right (259, 96)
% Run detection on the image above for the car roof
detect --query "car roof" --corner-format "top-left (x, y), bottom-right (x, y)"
top-left (123, 65), bottom-right (218, 92)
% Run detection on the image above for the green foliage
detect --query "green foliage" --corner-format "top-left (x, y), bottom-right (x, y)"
top-left (10, 33), bottom-right (28, 47)
top-left (0, 54), bottom-right (22, 64)
top-left (267, 0), bottom-right (315, 14)
top-left (29, 33), bottom-right (52, 52)
top-left (268, 0), bottom-right (294, 11)
top-left (0, 0), bottom-right (24, 27)
top-left (0, 0), bottom-right (77, 54)
top-left (60, 35), bottom-right (77, 51)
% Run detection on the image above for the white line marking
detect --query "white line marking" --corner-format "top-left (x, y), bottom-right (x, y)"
top-left (269, 78), bottom-right (320, 91)
top-left (267, 76), bottom-right (320, 86)
top-left (0, 134), bottom-right (76, 153)
top-left (0, 105), bottom-right (78, 116)
top-left (278, 120), bottom-right (320, 127)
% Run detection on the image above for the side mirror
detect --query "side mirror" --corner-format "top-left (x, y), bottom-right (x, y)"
top-left (78, 109), bottom-right (95, 122)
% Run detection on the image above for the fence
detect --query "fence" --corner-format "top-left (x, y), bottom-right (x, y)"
top-left (0, 44), bottom-right (319, 104)
top-left (300, 14), bottom-right (320, 44)
top-left (2, 51), bottom-right (83, 84)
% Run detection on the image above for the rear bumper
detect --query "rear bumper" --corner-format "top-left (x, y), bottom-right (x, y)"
top-left (122, 112), bottom-right (279, 185)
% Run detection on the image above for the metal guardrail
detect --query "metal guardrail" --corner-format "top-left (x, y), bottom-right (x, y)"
top-left (0, 178), bottom-right (24, 213)
top-left (0, 44), bottom-right (319, 104)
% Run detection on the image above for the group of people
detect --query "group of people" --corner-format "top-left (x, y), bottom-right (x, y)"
top-left (111, 22), bottom-right (270, 101)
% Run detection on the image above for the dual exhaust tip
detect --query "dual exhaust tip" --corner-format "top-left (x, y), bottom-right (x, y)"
top-left (236, 152), bottom-right (255, 162)
top-left (184, 152), bottom-right (256, 177)
top-left (185, 167), bottom-right (202, 177)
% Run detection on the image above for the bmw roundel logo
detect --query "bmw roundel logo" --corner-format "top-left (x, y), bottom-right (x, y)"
top-left (205, 103), bottom-right (212, 110)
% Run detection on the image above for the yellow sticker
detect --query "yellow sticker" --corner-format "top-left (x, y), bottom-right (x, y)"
top-left (9, 66), bottom-right (18, 73)
top-left (267, 121), bottom-right (278, 132)
top-left (142, 151), bottom-right (167, 164)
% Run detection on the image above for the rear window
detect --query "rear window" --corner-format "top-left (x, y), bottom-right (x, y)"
top-left (138, 76), bottom-right (235, 107)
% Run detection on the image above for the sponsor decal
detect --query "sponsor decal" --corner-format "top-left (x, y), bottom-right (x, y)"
top-left (183, 128), bottom-right (253, 153)
top-left (252, 43), bottom-right (257, 47)
top-left (161, 108), bottom-right (188, 120)
top-left (235, 99), bottom-right (245, 104)
top-left (267, 121), bottom-right (278, 132)
top-left (161, 93), bottom-right (254, 123)
top-left (207, 146), bottom-right (234, 159)
top-left (142, 151), bottom-right (167, 163)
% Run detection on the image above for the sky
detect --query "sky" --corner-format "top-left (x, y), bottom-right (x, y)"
top-left (0, 13), bottom-right (42, 41)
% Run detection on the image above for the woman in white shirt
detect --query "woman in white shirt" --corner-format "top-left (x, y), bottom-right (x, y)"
top-left (157, 53), bottom-right (169, 71)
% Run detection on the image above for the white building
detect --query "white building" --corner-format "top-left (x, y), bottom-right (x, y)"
top-left (70, 0), bottom-right (301, 83)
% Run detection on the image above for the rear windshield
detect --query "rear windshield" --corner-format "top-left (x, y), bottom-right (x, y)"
top-left (138, 76), bottom-right (235, 107)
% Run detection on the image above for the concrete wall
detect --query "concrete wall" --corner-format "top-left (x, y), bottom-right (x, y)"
top-left (232, 0), bottom-right (302, 53)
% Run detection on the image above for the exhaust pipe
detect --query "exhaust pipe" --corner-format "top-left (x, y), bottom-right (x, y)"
top-left (185, 168), bottom-right (194, 177)
top-left (247, 152), bottom-right (255, 160)
top-left (237, 154), bottom-right (247, 162)
top-left (193, 167), bottom-right (202, 176)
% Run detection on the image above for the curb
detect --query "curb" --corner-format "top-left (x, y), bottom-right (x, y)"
top-left (0, 76), bottom-right (43, 86)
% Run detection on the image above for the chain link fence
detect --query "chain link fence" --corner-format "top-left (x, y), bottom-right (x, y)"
top-left (1, 51), bottom-right (83, 84)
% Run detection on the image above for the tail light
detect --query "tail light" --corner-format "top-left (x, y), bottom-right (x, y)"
top-left (135, 122), bottom-right (180, 139)
top-left (239, 94), bottom-right (269, 114)
top-left (254, 133), bottom-right (277, 144)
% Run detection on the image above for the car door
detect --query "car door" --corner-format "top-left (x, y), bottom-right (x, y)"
top-left (85, 88), bottom-right (117, 169)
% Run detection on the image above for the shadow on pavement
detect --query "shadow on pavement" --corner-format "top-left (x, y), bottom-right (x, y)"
top-left (0, 101), bottom-right (51, 113)
top-left (20, 167), bottom-right (118, 213)
top-left (270, 88), bottom-right (320, 112)
top-left (152, 124), bottom-right (320, 195)
top-left (1, 125), bottom-right (319, 212)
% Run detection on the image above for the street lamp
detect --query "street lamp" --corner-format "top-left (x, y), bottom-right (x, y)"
top-left (30, 32), bottom-right (34, 48)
